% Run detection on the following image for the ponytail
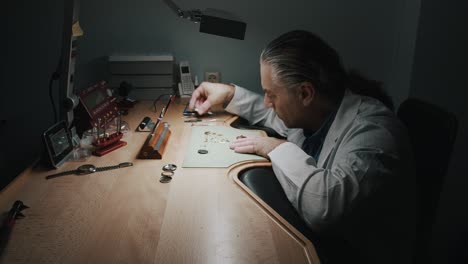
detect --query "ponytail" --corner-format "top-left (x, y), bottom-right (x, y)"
top-left (346, 70), bottom-right (394, 111)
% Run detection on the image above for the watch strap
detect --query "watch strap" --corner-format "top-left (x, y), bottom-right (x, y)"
top-left (46, 169), bottom-right (79, 179)
top-left (95, 165), bottom-right (120, 172)
top-left (95, 162), bottom-right (133, 172)
top-left (45, 162), bottom-right (133, 179)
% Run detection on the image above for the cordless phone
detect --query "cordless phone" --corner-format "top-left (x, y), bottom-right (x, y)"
top-left (178, 61), bottom-right (195, 97)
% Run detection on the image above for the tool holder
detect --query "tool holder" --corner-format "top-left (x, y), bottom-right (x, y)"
top-left (138, 122), bottom-right (171, 159)
top-left (137, 95), bottom-right (175, 159)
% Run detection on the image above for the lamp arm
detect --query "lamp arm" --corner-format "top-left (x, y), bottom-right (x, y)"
top-left (162, 0), bottom-right (183, 17)
top-left (162, 0), bottom-right (202, 23)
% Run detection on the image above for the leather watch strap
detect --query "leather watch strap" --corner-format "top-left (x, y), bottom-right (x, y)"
top-left (46, 169), bottom-right (79, 179)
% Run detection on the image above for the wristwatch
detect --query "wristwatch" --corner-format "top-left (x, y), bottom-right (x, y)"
top-left (46, 162), bottom-right (133, 179)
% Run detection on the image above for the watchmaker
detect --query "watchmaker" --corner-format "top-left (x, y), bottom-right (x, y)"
top-left (189, 30), bottom-right (416, 263)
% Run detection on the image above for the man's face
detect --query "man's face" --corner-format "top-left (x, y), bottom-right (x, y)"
top-left (260, 63), bottom-right (303, 128)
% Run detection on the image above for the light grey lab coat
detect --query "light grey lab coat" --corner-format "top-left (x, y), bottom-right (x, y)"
top-left (225, 85), bottom-right (416, 263)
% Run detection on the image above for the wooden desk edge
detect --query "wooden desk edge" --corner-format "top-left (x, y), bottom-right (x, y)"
top-left (227, 162), bottom-right (321, 264)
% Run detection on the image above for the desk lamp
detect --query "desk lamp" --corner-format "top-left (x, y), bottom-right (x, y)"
top-left (162, 0), bottom-right (247, 40)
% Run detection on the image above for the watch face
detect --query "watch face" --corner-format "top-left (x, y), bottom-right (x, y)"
top-left (77, 164), bottom-right (97, 175)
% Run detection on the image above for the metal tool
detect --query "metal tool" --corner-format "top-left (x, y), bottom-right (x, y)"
top-left (1, 201), bottom-right (29, 237)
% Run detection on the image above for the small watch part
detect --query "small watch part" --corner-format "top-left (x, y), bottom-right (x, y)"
top-left (161, 171), bottom-right (174, 177)
top-left (159, 176), bottom-right (172, 183)
top-left (162, 164), bottom-right (177, 172)
top-left (198, 149), bottom-right (208, 154)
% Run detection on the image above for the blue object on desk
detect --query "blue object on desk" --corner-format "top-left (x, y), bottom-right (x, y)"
top-left (183, 103), bottom-right (197, 116)
top-left (184, 119), bottom-right (202, 123)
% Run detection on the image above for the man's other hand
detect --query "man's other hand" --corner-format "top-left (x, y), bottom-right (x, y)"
top-left (230, 136), bottom-right (286, 158)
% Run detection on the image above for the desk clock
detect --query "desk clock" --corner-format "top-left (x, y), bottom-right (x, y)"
top-left (43, 120), bottom-right (74, 168)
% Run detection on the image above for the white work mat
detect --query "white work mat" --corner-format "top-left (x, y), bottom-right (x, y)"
top-left (182, 126), bottom-right (267, 168)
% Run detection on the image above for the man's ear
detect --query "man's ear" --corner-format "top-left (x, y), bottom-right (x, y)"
top-left (299, 82), bottom-right (315, 106)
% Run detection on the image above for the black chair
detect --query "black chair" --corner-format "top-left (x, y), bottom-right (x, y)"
top-left (397, 98), bottom-right (458, 264)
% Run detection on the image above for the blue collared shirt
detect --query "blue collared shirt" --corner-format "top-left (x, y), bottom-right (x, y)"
top-left (301, 111), bottom-right (337, 161)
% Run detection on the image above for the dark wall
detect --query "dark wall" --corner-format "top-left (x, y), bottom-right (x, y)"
top-left (410, 0), bottom-right (468, 263)
top-left (1, 0), bottom-right (64, 189)
top-left (1, 0), bottom-right (420, 190)
top-left (4, 1), bottom-right (467, 263)
top-left (77, 0), bottom-right (417, 105)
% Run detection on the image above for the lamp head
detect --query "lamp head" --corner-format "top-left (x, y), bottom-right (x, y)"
top-left (163, 0), bottom-right (246, 40)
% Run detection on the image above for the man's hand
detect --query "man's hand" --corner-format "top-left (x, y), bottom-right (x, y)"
top-left (189, 82), bottom-right (235, 115)
top-left (230, 136), bottom-right (286, 158)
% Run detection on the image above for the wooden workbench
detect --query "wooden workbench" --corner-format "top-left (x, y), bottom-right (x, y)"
top-left (0, 99), bottom-right (319, 264)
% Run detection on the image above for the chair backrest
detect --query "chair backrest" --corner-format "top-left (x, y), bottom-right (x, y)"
top-left (397, 98), bottom-right (458, 263)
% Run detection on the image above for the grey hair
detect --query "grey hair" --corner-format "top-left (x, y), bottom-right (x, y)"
top-left (261, 30), bottom-right (394, 110)
top-left (260, 30), bottom-right (347, 104)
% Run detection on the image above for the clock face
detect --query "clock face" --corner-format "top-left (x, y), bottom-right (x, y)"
top-left (50, 128), bottom-right (71, 156)
top-left (43, 120), bottom-right (74, 168)
top-left (77, 164), bottom-right (96, 174)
